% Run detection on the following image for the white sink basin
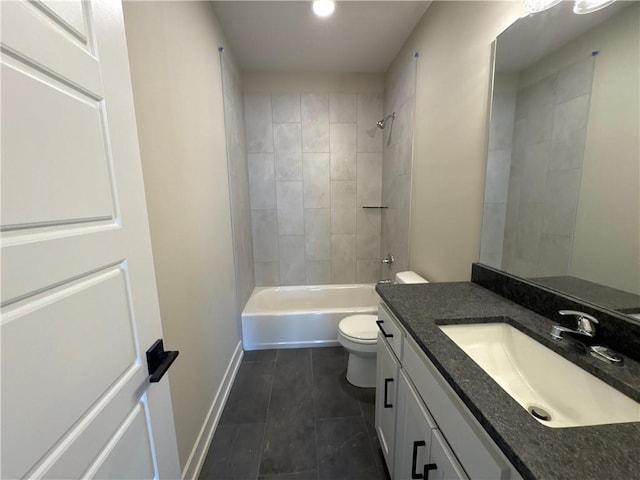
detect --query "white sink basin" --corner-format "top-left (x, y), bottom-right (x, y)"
top-left (439, 322), bottom-right (640, 428)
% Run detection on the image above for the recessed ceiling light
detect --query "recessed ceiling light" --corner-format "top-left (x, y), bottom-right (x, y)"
top-left (312, 0), bottom-right (335, 17)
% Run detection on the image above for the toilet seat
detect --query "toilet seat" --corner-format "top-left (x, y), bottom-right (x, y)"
top-left (338, 314), bottom-right (378, 343)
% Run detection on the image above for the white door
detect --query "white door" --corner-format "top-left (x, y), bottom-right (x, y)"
top-left (1, 1), bottom-right (181, 478)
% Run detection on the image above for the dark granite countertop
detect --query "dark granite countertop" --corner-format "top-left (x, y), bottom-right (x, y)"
top-left (376, 282), bottom-right (640, 480)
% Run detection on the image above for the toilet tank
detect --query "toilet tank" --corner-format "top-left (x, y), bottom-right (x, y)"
top-left (395, 271), bottom-right (429, 284)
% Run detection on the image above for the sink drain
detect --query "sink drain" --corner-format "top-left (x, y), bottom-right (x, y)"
top-left (528, 405), bottom-right (552, 422)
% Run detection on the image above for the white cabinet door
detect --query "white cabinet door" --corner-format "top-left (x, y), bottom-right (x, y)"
top-left (1, 1), bottom-right (180, 478)
top-left (395, 371), bottom-right (468, 480)
top-left (428, 430), bottom-right (469, 480)
top-left (394, 370), bottom-right (436, 480)
top-left (375, 333), bottom-right (400, 473)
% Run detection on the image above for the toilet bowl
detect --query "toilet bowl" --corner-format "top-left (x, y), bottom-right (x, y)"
top-left (338, 271), bottom-right (429, 388)
top-left (338, 314), bottom-right (379, 388)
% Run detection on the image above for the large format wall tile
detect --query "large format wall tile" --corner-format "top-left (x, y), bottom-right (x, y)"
top-left (497, 57), bottom-right (595, 277)
top-left (252, 209), bottom-right (279, 262)
top-left (356, 209), bottom-right (381, 260)
top-left (357, 93), bottom-right (383, 153)
top-left (356, 153), bottom-right (382, 206)
top-left (248, 153), bottom-right (276, 210)
top-left (330, 123), bottom-right (357, 180)
top-left (306, 260), bottom-right (331, 285)
top-left (302, 94), bottom-right (329, 153)
top-left (330, 180), bottom-right (356, 234)
top-left (272, 93), bottom-right (301, 123)
top-left (255, 261), bottom-right (280, 287)
top-left (357, 259), bottom-right (381, 284)
top-left (221, 56), bottom-right (254, 310)
top-left (331, 234), bottom-right (356, 283)
top-left (382, 53), bottom-right (417, 278)
top-left (329, 93), bottom-right (356, 123)
top-left (303, 153), bottom-right (330, 208)
top-left (276, 181), bottom-right (304, 235)
top-left (246, 89), bottom-right (384, 286)
top-left (245, 93), bottom-right (273, 153)
top-left (274, 123), bottom-right (303, 181)
top-left (279, 235), bottom-right (306, 285)
top-left (305, 208), bottom-right (330, 261)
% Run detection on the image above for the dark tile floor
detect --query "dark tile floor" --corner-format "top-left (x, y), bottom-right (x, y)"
top-left (199, 347), bottom-right (390, 480)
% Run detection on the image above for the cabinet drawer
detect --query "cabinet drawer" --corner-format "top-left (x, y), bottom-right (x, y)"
top-left (403, 337), bottom-right (514, 480)
top-left (378, 302), bottom-right (403, 361)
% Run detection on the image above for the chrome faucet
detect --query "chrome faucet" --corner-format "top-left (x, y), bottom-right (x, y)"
top-left (550, 310), bottom-right (599, 340)
top-left (550, 310), bottom-right (623, 365)
top-left (381, 253), bottom-right (394, 265)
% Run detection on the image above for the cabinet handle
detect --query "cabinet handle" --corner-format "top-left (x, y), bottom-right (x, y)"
top-left (383, 378), bottom-right (394, 408)
top-left (423, 463), bottom-right (438, 479)
top-left (376, 320), bottom-right (393, 338)
top-left (411, 440), bottom-right (426, 479)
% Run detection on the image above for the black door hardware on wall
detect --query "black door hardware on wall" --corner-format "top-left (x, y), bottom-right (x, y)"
top-left (146, 339), bottom-right (179, 383)
top-left (383, 378), bottom-right (394, 408)
top-left (376, 320), bottom-right (393, 338)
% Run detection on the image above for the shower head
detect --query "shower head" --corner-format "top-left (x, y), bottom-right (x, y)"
top-left (376, 112), bottom-right (396, 129)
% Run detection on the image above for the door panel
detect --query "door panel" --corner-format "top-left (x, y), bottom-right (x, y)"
top-left (34, 0), bottom-right (88, 41)
top-left (1, 62), bottom-right (114, 228)
top-left (0, 1), bottom-right (101, 93)
top-left (87, 404), bottom-right (155, 480)
top-left (2, 266), bottom-right (138, 478)
top-left (1, 1), bottom-right (180, 478)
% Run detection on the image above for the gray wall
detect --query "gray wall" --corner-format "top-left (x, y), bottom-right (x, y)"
top-left (381, 51), bottom-right (418, 280)
top-left (402, 1), bottom-right (523, 282)
top-left (220, 54), bottom-right (255, 311)
top-left (123, 1), bottom-right (242, 471)
top-left (245, 91), bottom-right (384, 285)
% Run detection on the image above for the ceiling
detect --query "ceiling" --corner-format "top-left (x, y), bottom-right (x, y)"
top-left (211, 1), bottom-right (431, 73)
top-left (496, 1), bottom-right (631, 73)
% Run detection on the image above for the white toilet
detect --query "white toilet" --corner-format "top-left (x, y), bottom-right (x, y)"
top-left (338, 271), bottom-right (428, 387)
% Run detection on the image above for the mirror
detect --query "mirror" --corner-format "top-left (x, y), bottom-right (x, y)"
top-left (480, 1), bottom-right (640, 321)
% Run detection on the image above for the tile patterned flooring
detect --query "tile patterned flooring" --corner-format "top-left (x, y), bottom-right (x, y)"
top-left (199, 347), bottom-right (390, 480)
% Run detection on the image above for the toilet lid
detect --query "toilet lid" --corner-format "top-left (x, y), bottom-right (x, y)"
top-left (339, 314), bottom-right (378, 341)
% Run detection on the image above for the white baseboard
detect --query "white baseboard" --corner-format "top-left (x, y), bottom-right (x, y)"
top-left (244, 339), bottom-right (340, 350)
top-left (181, 341), bottom-right (243, 480)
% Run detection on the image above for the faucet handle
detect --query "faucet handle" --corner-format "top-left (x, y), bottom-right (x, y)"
top-left (559, 310), bottom-right (599, 336)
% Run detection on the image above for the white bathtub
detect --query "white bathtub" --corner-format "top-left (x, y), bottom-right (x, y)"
top-left (241, 284), bottom-right (379, 350)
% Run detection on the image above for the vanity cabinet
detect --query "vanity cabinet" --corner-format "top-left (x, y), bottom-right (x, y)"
top-left (375, 330), bottom-right (399, 472)
top-left (395, 370), bottom-right (468, 480)
top-left (376, 301), bottom-right (522, 480)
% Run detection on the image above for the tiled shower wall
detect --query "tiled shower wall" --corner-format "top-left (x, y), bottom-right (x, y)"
top-left (221, 55), bottom-right (255, 309)
top-left (381, 52), bottom-right (417, 280)
top-left (245, 92), bottom-right (384, 286)
top-left (502, 56), bottom-right (595, 277)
